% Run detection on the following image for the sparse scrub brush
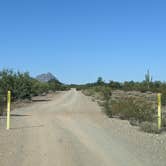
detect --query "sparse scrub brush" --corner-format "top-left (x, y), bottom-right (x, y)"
top-left (162, 115), bottom-right (166, 128)
top-left (110, 98), bottom-right (155, 122)
top-left (140, 122), bottom-right (160, 134)
top-left (103, 99), bottom-right (112, 118)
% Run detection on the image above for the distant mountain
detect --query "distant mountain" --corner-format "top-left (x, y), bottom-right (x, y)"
top-left (36, 72), bottom-right (58, 83)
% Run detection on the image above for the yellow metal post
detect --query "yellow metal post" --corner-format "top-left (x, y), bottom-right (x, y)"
top-left (157, 93), bottom-right (162, 131)
top-left (6, 91), bottom-right (11, 130)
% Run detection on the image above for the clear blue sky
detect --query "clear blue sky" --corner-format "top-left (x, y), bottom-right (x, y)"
top-left (0, 0), bottom-right (166, 84)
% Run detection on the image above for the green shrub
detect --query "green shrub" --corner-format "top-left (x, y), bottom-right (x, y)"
top-left (0, 92), bottom-right (6, 116)
top-left (14, 72), bottom-right (32, 99)
top-left (0, 69), bottom-right (68, 102)
top-left (161, 91), bottom-right (166, 106)
top-left (31, 79), bottom-right (51, 96)
top-left (140, 122), bottom-right (160, 134)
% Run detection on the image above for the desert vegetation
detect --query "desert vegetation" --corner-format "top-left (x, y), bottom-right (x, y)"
top-left (77, 72), bottom-right (166, 133)
top-left (0, 69), bottom-right (69, 115)
top-left (1, 69), bottom-right (166, 133)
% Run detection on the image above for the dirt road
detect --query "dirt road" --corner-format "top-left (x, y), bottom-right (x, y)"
top-left (0, 89), bottom-right (166, 166)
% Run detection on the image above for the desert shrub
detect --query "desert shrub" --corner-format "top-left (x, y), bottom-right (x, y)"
top-left (103, 99), bottom-right (112, 118)
top-left (31, 80), bottom-right (49, 96)
top-left (111, 98), bottom-right (155, 122)
top-left (161, 91), bottom-right (166, 106)
top-left (109, 81), bottom-right (122, 89)
top-left (0, 70), bottom-right (33, 100)
top-left (48, 79), bottom-right (67, 91)
top-left (102, 87), bottom-right (112, 100)
top-left (0, 94), bottom-right (5, 116)
top-left (13, 72), bottom-right (32, 100)
top-left (162, 115), bottom-right (166, 127)
top-left (82, 85), bottom-right (112, 117)
top-left (79, 75), bottom-right (166, 133)
top-left (97, 100), bottom-right (104, 106)
top-left (83, 86), bottom-right (111, 99)
top-left (0, 69), bottom-right (68, 102)
top-left (82, 89), bottom-right (95, 96)
top-left (101, 87), bottom-right (112, 117)
top-left (140, 122), bottom-right (160, 134)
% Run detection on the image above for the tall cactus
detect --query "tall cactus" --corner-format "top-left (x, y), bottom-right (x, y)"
top-left (145, 70), bottom-right (153, 89)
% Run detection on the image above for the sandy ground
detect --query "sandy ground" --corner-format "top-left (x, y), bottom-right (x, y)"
top-left (0, 89), bottom-right (166, 166)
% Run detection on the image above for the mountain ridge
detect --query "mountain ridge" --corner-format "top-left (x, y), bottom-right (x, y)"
top-left (36, 72), bottom-right (58, 83)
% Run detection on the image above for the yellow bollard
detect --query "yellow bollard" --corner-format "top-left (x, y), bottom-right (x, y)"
top-left (6, 91), bottom-right (11, 130)
top-left (157, 93), bottom-right (162, 131)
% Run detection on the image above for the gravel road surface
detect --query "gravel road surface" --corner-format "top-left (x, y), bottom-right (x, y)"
top-left (0, 89), bottom-right (166, 166)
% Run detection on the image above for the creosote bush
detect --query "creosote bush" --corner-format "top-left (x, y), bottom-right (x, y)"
top-left (111, 98), bottom-right (155, 122)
